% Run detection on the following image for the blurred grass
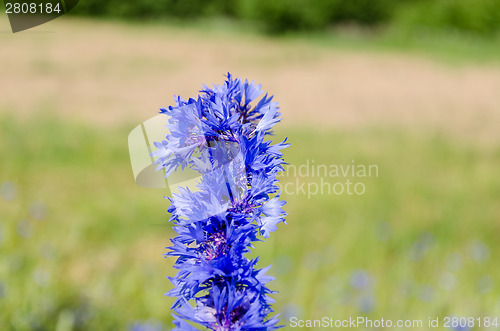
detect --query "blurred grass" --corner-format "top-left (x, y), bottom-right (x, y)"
top-left (1, 116), bottom-right (499, 329)
top-left (0, 115), bottom-right (174, 330)
top-left (292, 27), bottom-right (500, 65)
top-left (269, 127), bottom-right (500, 324)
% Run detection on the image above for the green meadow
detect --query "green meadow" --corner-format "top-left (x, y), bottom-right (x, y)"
top-left (1, 7), bottom-right (500, 328)
top-left (1, 115), bottom-right (499, 329)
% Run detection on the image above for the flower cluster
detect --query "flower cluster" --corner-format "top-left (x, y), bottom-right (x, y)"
top-left (153, 74), bottom-right (288, 330)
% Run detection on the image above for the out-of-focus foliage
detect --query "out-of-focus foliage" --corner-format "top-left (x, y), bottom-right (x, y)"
top-left (248, 0), bottom-right (393, 32)
top-left (72, 0), bottom-right (500, 36)
top-left (74, 0), bottom-right (234, 20)
top-left (396, 0), bottom-right (500, 37)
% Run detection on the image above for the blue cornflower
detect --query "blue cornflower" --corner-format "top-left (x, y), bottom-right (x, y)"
top-left (154, 74), bottom-right (289, 330)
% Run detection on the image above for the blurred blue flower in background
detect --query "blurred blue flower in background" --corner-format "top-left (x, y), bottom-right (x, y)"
top-left (17, 219), bottom-right (32, 239)
top-left (281, 303), bottom-right (302, 321)
top-left (449, 326), bottom-right (471, 331)
top-left (374, 221), bottom-right (391, 242)
top-left (39, 242), bottom-right (56, 260)
top-left (400, 279), bottom-right (417, 299)
top-left (274, 255), bottom-right (293, 276)
top-left (446, 252), bottom-right (463, 271)
top-left (408, 232), bottom-right (435, 261)
top-left (0, 281), bottom-right (5, 298)
top-left (304, 251), bottom-right (323, 271)
top-left (477, 275), bottom-right (493, 294)
top-left (128, 320), bottom-right (164, 331)
top-left (33, 267), bottom-right (50, 287)
top-left (468, 241), bottom-right (490, 263)
top-left (357, 294), bottom-right (376, 313)
top-left (447, 318), bottom-right (472, 331)
top-left (29, 201), bottom-right (47, 221)
top-left (350, 270), bottom-right (372, 290)
top-left (418, 285), bottom-right (434, 302)
top-left (439, 272), bottom-right (457, 291)
top-left (1, 181), bottom-right (16, 201)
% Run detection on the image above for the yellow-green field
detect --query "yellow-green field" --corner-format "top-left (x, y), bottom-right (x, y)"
top-left (1, 16), bottom-right (500, 330)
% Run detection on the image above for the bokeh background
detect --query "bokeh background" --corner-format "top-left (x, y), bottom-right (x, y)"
top-left (1, 1), bottom-right (500, 330)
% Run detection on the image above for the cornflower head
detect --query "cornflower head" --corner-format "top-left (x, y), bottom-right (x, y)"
top-left (153, 73), bottom-right (289, 330)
